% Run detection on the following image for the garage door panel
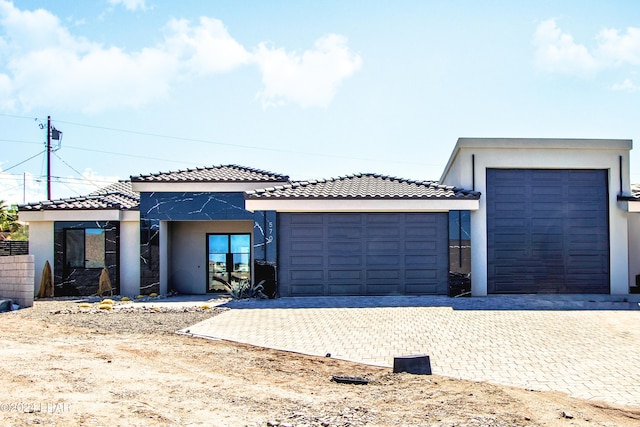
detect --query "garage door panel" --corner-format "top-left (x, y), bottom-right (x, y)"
top-left (328, 270), bottom-right (362, 280)
top-left (291, 227), bottom-right (324, 238)
top-left (531, 202), bottom-right (562, 212)
top-left (290, 214), bottom-right (324, 224)
top-left (405, 226), bottom-right (438, 238)
top-left (290, 270), bottom-right (324, 280)
top-left (532, 186), bottom-right (563, 196)
top-left (328, 214), bottom-right (362, 224)
top-left (488, 169), bottom-right (609, 294)
top-left (494, 186), bottom-right (526, 196)
top-left (367, 254), bottom-right (400, 266)
top-left (495, 218), bottom-right (527, 227)
top-left (494, 249), bottom-right (526, 259)
top-left (367, 269), bottom-right (401, 280)
top-left (279, 212), bottom-right (448, 296)
top-left (494, 202), bottom-right (525, 212)
top-left (328, 255), bottom-right (362, 266)
top-left (405, 269), bottom-right (437, 279)
top-left (494, 233), bottom-right (526, 244)
top-left (328, 242), bottom-right (361, 253)
top-left (291, 241), bottom-right (324, 252)
top-left (328, 227), bottom-right (362, 239)
top-left (405, 241), bottom-right (437, 251)
top-left (568, 234), bottom-right (601, 244)
top-left (290, 256), bottom-right (324, 266)
top-left (366, 227), bottom-right (401, 238)
top-left (367, 214), bottom-right (400, 223)
top-left (532, 218), bottom-right (562, 227)
top-left (406, 254), bottom-right (438, 265)
top-left (367, 240), bottom-right (401, 251)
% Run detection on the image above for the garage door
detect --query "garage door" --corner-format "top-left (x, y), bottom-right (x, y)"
top-left (278, 213), bottom-right (449, 296)
top-left (487, 169), bottom-right (609, 293)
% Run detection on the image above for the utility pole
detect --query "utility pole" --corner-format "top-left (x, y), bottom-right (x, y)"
top-left (47, 115), bottom-right (52, 200)
top-left (44, 116), bottom-right (62, 201)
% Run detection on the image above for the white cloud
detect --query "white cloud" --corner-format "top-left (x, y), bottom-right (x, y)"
top-left (254, 34), bottom-right (362, 109)
top-left (596, 27), bottom-right (640, 66)
top-left (0, 1), bottom-right (361, 112)
top-left (0, 73), bottom-right (14, 110)
top-left (533, 18), bottom-right (599, 75)
top-left (108, 0), bottom-right (147, 12)
top-left (63, 167), bottom-right (121, 196)
top-left (534, 18), bottom-right (640, 83)
top-left (611, 78), bottom-right (640, 92)
top-left (164, 17), bottom-right (252, 75)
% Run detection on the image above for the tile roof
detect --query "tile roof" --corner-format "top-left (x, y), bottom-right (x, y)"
top-left (19, 181), bottom-right (140, 211)
top-left (245, 173), bottom-right (480, 200)
top-left (131, 164), bottom-right (290, 183)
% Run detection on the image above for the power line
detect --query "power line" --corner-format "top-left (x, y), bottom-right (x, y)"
top-left (0, 139), bottom-right (41, 145)
top-left (52, 151), bottom-right (103, 190)
top-left (0, 113), bottom-right (38, 121)
top-left (3, 113), bottom-right (438, 170)
top-left (3, 149), bottom-right (46, 172)
top-left (55, 119), bottom-right (434, 167)
top-left (63, 145), bottom-right (195, 166)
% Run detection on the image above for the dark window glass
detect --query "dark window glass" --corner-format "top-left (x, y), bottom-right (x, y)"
top-left (64, 228), bottom-right (105, 269)
top-left (65, 229), bottom-right (84, 268)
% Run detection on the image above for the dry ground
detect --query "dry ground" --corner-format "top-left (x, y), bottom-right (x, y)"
top-left (1, 300), bottom-right (639, 426)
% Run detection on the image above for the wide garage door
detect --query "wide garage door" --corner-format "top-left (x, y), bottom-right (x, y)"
top-left (487, 169), bottom-right (609, 293)
top-left (278, 213), bottom-right (449, 296)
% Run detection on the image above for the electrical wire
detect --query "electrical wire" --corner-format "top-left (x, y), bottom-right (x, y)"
top-left (3, 149), bottom-right (46, 172)
top-left (52, 151), bottom-right (103, 190)
top-left (55, 119), bottom-right (434, 167)
top-left (0, 113), bottom-right (37, 121)
top-left (63, 145), bottom-right (194, 166)
top-left (0, 139), bottom-right (41, 145)
top-left (3, 113), bottom-right (437, 171)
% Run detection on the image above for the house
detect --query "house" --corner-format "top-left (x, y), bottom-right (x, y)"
top-left (19, 138), bottom-right (639, 297)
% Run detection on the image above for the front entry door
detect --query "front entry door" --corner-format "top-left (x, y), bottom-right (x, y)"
top-left (207, 234), bottom-right (251, 293)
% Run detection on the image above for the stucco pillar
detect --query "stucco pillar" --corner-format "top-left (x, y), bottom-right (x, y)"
top-left (27, 221), bottom-right (54, 296)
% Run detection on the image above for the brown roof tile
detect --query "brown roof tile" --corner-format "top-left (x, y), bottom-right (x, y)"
top-left (130, 164), bottom-right (289, 183)
top-left (246, 173), bottom-right (480, 200)
top-left (19, 181), bottom-right (139, 211)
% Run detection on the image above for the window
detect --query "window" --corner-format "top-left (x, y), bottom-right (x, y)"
top-left (448, 210), bottom-right (471, 274)
top-left (64, 228), bottom-right (105, 269)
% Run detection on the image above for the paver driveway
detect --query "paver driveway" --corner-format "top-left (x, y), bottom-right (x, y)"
top-left (183, 295), bottom-right (640, 408)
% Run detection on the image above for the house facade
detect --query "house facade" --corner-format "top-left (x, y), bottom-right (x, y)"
top-left (19, 138), bottom-right (640, 297)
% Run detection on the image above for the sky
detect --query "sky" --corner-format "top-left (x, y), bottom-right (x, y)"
top-left (1, 0), bottom-right (640, 205)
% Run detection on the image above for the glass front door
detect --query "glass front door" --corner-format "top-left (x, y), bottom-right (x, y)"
top-left (207, 234), bottom-right (251, 293)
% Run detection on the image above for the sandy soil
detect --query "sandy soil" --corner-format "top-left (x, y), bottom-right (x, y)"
top-left (1, 300), bottom-right (639, 426)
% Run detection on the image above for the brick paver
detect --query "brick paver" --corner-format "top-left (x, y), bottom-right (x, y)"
top-left (183, 295), bottom-right (640, 408)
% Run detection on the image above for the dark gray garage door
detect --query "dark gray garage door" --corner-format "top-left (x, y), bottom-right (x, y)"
top-left (487, 169), bottom-right (609, 293)
top-left (278, 213), bottom-right (449, 296)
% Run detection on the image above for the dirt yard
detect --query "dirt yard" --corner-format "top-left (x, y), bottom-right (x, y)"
top-left (1, 300), bottom-right (639, 426)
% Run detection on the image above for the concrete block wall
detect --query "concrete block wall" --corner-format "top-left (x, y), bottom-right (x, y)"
top-left (0, 255), bottom-right (34, 308)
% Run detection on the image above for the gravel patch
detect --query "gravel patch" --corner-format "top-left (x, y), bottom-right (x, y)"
top-left (6, 298), bottom-right (229, 335)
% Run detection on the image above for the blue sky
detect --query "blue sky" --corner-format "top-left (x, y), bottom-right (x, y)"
top-left (1, 0), bottom-right (640, 205)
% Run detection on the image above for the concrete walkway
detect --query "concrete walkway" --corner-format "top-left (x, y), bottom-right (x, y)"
top-left (182, 295), bottom-right (640, 408)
